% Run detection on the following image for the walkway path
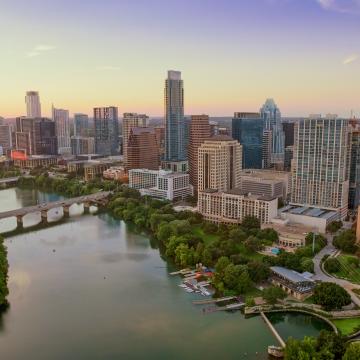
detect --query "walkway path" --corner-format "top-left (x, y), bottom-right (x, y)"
top-left (312, 233), bottom-right (360, 306)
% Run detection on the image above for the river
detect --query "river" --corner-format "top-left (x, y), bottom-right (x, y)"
top-left (0, 188), bottom-right (331, 360)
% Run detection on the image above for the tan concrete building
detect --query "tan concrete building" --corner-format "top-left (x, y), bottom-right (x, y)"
top-left (198, 136), bottom-right (242, 192)
top-left (188, 115), bottom-right (211, 192)
top-left (239, 169), bottom-right (292, 200)
top-left (122, 113), bottom-right (148, 166)
top-left (198, 188), bottom-right (278, 225)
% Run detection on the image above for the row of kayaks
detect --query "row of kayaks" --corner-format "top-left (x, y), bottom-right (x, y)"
top-left (178, 283), bottom-right (211, 296)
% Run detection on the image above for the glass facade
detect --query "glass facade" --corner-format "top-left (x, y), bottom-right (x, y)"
top-left (232, 113), bottom-right (263, 169)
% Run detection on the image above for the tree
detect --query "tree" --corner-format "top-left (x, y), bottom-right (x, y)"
top-left (228, 227), bottom-right (247, 244)
top-left (326, 220), bottom-right (342, 234)
top-left (285, 337), bottom-right (317, 360)
top-left (313, 282), bottom-right (351, 311)
top-left (263, 286), bottom-right (286, 305)
top-left (333, 230), bottom-right (357, 253)
top-left (244, 236), bottom-right (263, 252)
top-left (215, 256), bottom-right (231, 277)
top-left (324, 257), bottom-right (340, 273)
top-left (247, 261), bottom-right (270, 283)
top-left (174, 244), bottom-right (194, 267)
top-left (241, 216), bottom-right (260, 231)
top-left (237, 270), bottom-right (252, 294)
top-left (342, 342), bottom-right (360, 360)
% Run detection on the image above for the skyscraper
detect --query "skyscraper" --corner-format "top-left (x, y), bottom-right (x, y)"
top-left (164, 70), bottom-right (185, 162)
top-left (53, 107), bottom-right (71, 155)
top-left (291, 114), bottom-right (350, 219)
top-left (282, 121), bottom-right (295, 147)
top-left (25, 91), bottom-right (41, 118)
top-left (0, 123), bottom-right (12, 155)
top-left (260, 99), bottom-right (285, 168)
top-left (349, 127), bottom-right (360, 209)
top-left (74, 113), bottom-right (89, 137)
top-left (126, 127), bottom-right (160, 170)
top-left (232, 112), bottom-right (263, 169)
top-left (15, 117), bottom-right (57, 156)
top-left (198, 136), bottom-right (242, 192)
top-left (188, 115), bottom-right (211, 191)
top-left (122, 113), bottom-right (148, 166)
top-left (94, 106), bottom-right (119, 156)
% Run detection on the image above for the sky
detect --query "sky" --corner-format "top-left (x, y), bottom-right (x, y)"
top-left (0, 0), bottom-right (359, 118)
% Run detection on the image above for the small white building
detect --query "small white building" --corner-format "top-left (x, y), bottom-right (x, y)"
top-left (129, 169), bottom-right (193, 201)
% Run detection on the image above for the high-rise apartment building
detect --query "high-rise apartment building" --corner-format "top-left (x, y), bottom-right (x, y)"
top-left (291, 114), bottom-right (350, 218)
top-left (188, 115), bottom-right (211, 191)
top-left (0, 123), bottom-right (12, 155)
top-left (126, 127), bottom-right (160, 170)
top-left (164, 70), bottom-right (186, 162)
top-left (94, 106), bottom-right (119, 156)
top-left (25, 91), bottom-right (41, 118)
top-left (197, 136), bottom-right (242, 192)
top-left (52, 107), bottom-right (71, 155)
top-left (260, 99), bottom-right (285, 168)
top-left (71, 137), bottom-right (95, 156)
top-left (15, 117), bottom-right (57, 156)
top-left (349, 128), bottom-right (360, 209)
top-left (122, 113), bottom-right (148, 166)
top-left (262, 130), bottom-right (272, 169)
top-left (74, 113), bottom-right (89, 137)
top-left (232, 112), bottom-right (263, 169)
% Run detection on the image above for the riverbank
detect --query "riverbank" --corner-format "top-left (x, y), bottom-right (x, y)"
top-left (0, 235), bottom-right (9, 306)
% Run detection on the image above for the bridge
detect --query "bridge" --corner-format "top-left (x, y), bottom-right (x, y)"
top-left (0, 177), bottom-right (20, 186)
top-left (0, 191), bottom-right (112, 230)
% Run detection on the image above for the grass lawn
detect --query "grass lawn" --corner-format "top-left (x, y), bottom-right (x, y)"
top-left (192, 226), bottom-right (219, 245)
top-left (331, 255), bottom-right (360, 285)
top-left (333, 318), bottom-right (360, 336)
top-left (244, 286), bottom-right (263, 301)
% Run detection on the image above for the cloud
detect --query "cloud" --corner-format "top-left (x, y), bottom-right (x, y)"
top-left (26, 44), bottom-right (56, 58)
top-left (96, 65), bottom-right (121, 71)
top-left (316, 0), bottom-right (360, 13)
top-left (343, 54), bottom-right (359, 65)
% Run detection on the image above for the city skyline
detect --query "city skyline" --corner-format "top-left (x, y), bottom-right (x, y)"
top-left (1, 0), bottom-right (359, 118)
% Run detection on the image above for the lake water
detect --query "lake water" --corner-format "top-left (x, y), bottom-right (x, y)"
top-left (0, 188), bottom-right (331, 360)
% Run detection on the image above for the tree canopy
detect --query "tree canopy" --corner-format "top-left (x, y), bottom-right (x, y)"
top-left (313, 282), bottom-right (351, 311)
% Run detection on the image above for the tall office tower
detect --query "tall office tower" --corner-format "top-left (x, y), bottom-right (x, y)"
top-left (291, 114), bottom-right (350, 219)
top-left (25, 91), bottom-right (41, 118)
top-left (74, 113), bottom-right (89, 137)
top-left (260, 99), bottom-right (285, 168)
top-left (126, 127), bottom-right (160, 170)
top-left (232, 112), bottom-right (263, 169)
top-left (164, 70), bottom-right (186, 161)
top-left (52, 107), bottom-right (71, 155)
top-left (122, 113), bottom-right (148, 165)
top-left (349, 128), bottom-right (360, 209)
top-left (262, 130), bottom-right (272, 169)
top-left (197, 136), bottom-right (242, 192)
top-left (154, 126), bottom-right (165, 157)
top-left (209, 121), bottom-right (219, 136)
top-left (94, 106), bottom-right (119, 156)
top-left (188, 115), bottom-right (211, 191)
top-left (0, 123), bottom-right (12, 155)
top-left (284, 146), bottom-right (293, 171)
top-left (282, 122), bottom-right (295, 147)
top-left (15, 117), bottom-right (57, 155)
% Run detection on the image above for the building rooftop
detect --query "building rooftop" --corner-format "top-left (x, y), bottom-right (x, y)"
top-left (205, 135), bottom-right (234, 142)
top-left (225, 188), bottom-right (277, 201)
top-left (270, 266), bottom-right (314, 284)
top-left (280, 204), bottom-right (338, 220)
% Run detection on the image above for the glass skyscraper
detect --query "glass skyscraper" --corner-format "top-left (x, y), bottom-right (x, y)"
top-left (232, 112), bottom-right (263, 169)
top-left (260, 99), bottom-right (285, 166)
top-left (74, 113), bottom-right (89, 137)
top-left (164, 70), bottom-right (186, 161)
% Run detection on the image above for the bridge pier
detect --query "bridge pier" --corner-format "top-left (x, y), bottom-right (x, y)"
top-left (63, 205), bottom-right (70, 218)
top-left (16, 215), bottom-right (23, 229)
top-left (83, 202), bottom-right (91, 214)
top-left (41, 210), bottom-right (48, 225)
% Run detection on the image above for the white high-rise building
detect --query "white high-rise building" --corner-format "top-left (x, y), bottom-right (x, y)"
top-left (25, 91), bottom-right (41, 118)
top-left (52, 106), bottom-right (71, 155)
top-left (122, 113), bottom-right (148, 166)
top-left (291, 114), bottom-right (351, 219)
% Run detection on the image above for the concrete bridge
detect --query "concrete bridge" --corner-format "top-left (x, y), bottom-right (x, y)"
top-left (0, 191), bottom-right (112, 230)
top-left (0, 177), bottom-right (20, 186)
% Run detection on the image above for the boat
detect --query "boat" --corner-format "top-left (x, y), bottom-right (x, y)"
top-left (268, 345), bottom-right (284, 358)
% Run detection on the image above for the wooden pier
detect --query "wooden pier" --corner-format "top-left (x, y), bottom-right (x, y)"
top-left (192, 296), bottom-right (237, 305)
top-left (260, 311), bottom-right (286, 348)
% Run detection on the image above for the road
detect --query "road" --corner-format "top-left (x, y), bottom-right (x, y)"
top-left (313, 233), bottom-right (360, 306)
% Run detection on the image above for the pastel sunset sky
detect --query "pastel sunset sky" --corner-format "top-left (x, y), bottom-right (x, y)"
top-left (1, 0), bottom-right (359, 118)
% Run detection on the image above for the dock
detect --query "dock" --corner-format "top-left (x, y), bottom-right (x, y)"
top-left (260, 312), bottom-right (286, 348)
top-left (192, 296), bottom-right (237, 305)
top-left (169, 268), bottom-right (192, 276)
